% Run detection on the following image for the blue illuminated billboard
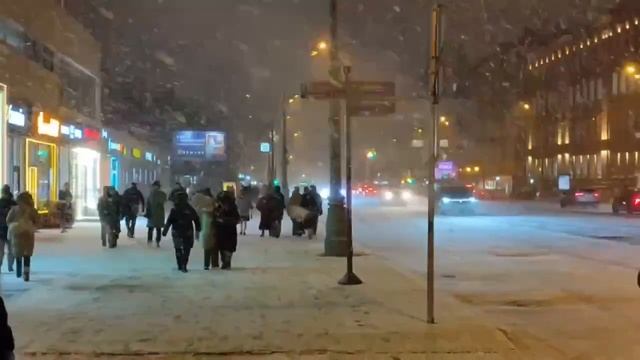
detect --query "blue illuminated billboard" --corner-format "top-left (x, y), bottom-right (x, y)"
top-left (173, 131), bottom-right (226, 161)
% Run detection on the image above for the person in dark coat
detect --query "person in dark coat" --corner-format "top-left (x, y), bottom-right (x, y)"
top-left (309, 185), bottom-right (323, 235)
top-left (163, 191), bottom-right (201, 273)
top-left (98, 186), bottom-right (121, 248)
top-left (301, 186), bottom-right (320, 239)
top-left (168, 182), bottom-right (185, 203)
top-left (215, 191), bottom-right (240, 269)
top-left (122, 183), bottom-right (145, 238)
top-left (0, 185), bottom-right (17, 272)
top-left (145, 181), bottom-right (167, 247)
top-left (256, 185), bottom-right (272, 237)
top-left (0, 296), bottom-right (14, 359)
top-left (58, 182), bottom-right (73, 233)
top-left (288, 187), bottom-right (304, 236)
top-left (256, 186), bottom-right (285, 238)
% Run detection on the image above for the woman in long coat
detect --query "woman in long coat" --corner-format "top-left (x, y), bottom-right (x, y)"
top-left (7, 192), bottom-right (37, 281)
top-left (215, 192), bottom-right (240, 269)
top-left (145, 181), bottom-right (167, 247)
top-left (191, 188), bottom-right (219, 269)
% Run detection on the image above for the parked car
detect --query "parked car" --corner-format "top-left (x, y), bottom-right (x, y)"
top-left (560, 188), bottom-right (600, 208)
top-left (612, 188), bottom-right (640, 214)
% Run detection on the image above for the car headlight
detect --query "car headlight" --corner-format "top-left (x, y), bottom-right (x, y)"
top-left (384, 191), bottom-right (394, 200)
top-left (442, 197), bottom-right (451, 204)
top-left (401, 190), bottom-right (413, 200)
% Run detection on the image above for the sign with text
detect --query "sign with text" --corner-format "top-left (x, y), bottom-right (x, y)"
top-left (260, 142), bottom-right (271, 153)
top-left (173, 131), bottom-right (226, 161)
top-left (36, 112), bottom-right (60, 138)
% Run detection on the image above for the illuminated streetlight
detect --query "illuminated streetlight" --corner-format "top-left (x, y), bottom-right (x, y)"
top-left (522, 103), bottom-right (531, 110)
top-left (317, 41), bottom-right (328, 50)
top-left (366, 149), bottom-right (377, 160)
top-left (311, 50), bottom-right (319, 57)
top-left (625, 64), bottom-right (637, 75)
top-left (439, 116), bottom-right (446, 123)
top-left (473, 166), bottom-right (480, 172)
top-left (288, 98), bottom-right (295, 104)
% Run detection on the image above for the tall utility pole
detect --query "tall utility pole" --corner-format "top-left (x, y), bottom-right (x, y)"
top-left (426, 3), bottom-right (443, 325)
top-left (338, 65), bottom-right (362, 285)
top-left (268, 119), bottom-right (276, 187)
top-left (325, 0), bottom-right (349, 257)
top-left (280, 95), bottom-right (290, 201)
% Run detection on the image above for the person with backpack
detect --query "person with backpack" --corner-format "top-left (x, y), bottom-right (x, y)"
top-left (0, 185), bottom-right (17, 273)
top-left (163, 191), bottom-right (201, 273)
top-left (122, 183), bottom-right (145, 238)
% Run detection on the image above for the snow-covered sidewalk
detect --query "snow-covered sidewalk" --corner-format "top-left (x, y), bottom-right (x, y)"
top-left (1, 220), bottom-right (523, 359)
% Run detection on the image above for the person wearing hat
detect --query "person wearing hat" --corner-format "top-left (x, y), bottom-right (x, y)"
top-left (145, 181), bottom-right (167, 247)
top-left (122, 182), bottom-right (145, 238)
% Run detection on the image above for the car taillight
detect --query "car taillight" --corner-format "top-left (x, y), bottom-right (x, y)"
top-left (633, 196), bottom-right (640, 206)
top-left (594, 193), bottom-right (600, 198)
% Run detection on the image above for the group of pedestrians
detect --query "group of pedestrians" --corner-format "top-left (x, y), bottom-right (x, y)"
top-left (255, 185), bottom-right (323, 239)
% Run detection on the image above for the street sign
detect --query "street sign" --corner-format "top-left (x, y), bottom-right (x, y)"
top-left (350, 81), bottom-right (395, 97)
top-left (260, 142), bottom-right (271, 153)
top-left (301, 81), bottom-right (395, 100)
top-left (348, 99), bottom-right (395, 117)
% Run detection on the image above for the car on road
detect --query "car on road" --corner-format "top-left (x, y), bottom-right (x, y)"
top-left (437, 185), bottom-right (477, 214)
top-left (611, 188), bottom-right (640, 214)
top-left (380, 187), bottom-right (413, 206)
top-left (560, 188), bottom-right (600, 208)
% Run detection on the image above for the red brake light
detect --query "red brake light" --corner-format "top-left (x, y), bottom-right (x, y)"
top-left (594, 193), bottom-right (600, 198)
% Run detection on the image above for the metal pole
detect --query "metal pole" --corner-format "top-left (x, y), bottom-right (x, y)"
top-left (325, 0), bottom-right (348, 257)
top-left (269, 120), bottom-right (276, 187)
top-left (281, 95), bottom-right (290, 201)
top-left (338, 65), bottom-right (362, 286)
top-left (427, 3), bottom-right (442, 325)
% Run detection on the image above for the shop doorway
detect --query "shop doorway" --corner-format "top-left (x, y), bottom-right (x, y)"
top-left (72, 147), bottom-right (100, 219)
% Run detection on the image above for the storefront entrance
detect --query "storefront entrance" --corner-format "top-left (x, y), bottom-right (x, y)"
top-left (26, 138), bottom-right (57, 213)
top-left (71, 147), bottom-right (100, 219)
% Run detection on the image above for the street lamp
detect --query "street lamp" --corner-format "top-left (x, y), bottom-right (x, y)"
top-left (522, 102), bottom-right (531, 110)
top-left (625, 64), bottom-right (637, 75)
top-left (317, 41), bottom-right (328, 50)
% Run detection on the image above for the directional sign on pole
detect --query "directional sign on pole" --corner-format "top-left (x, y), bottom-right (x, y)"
top-left (348, 99), bottom-right (396, 117)
top-left (301, 81), bottom-right (395, 100)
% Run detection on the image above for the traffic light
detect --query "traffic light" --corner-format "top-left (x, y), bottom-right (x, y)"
top-left (273, 179), bottom-right (280, 186)
top-left (366, 149), bottom-right (377, 160)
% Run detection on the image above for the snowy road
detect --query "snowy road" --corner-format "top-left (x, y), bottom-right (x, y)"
top-left (352, 197), bottom-right (640, 359)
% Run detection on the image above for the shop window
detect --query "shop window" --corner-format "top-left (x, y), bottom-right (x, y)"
top-left (26, 139), bottom-right (57, 213)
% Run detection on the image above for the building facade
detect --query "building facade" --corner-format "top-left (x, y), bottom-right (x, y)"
top-left (525, 2), bottom-right (640, 193)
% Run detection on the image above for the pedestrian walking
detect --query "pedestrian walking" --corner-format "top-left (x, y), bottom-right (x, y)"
top-left (168, 182), bottom-right (185, 203)
top-left (215, 191), bottom-right (240, 269)
top-left (145, 181), bottom-right (167, 247)
top-left (98, 186), bottom-right (121, 248)
top-left (191, 188), bottom-right (219, 270)
top-left (58, 182), bottom-right (73, 233)
top-left (236, 186), bottom-right (253, 235)
top-left (301, 186), bottom-right (320, 239)
top-left (0, 185), bottom-right (16, 273)
top-left (163, 191), bottom-right (200, 273)
top-left (122, 183), bottom-right (145, 238)
top-left (256, 185), bottom-right (272, 237)
top-left (309, 185), bottom-right (323, 236)
top-left (0, 296), bottom-right (14, 360)
top-left (6, 192), bottom-right (38, 282)
top-left (287, 186), bottom-right (305, 236)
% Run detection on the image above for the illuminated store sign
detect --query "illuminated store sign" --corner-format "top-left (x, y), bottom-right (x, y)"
top-left (36, 112), bottom-right (60, 138)
top-left (60, 124), bottom-right (83, 140)
top-left (145, 152), bottom-right (155, 162)
top-left (8, 106), bottom-right (25, 127)
top-left (83, 128), bottom-right (100, 141)
top-left (108, 139), bottom-right (124, 152)
top-left (132, 148), bottom-right (142, 159)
